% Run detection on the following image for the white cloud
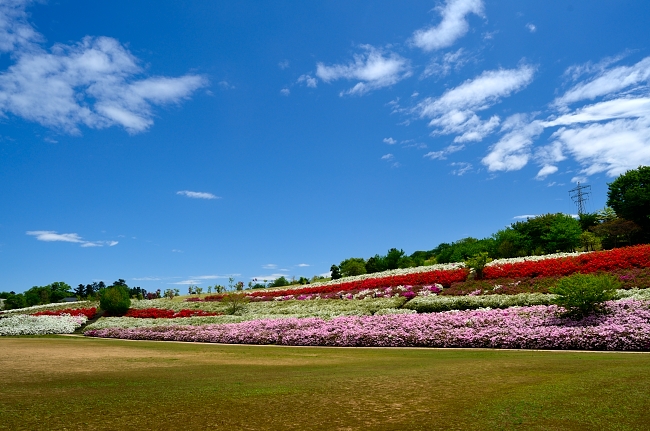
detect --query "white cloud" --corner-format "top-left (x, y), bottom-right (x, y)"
top-left (297, 263), bottom-right (310, 267)
top-left (278, 60), bottom-right (290, 70)
top-left (383, 137), bottom-right (397, 145)
top-left (526, 23), bottom-right (536, 33)
top-left (421, 48), bottom-right (468, 79)
top-left (551, 117), bottom-right (650, 177)
top-left (417, 65), bottom-right (535, 142)
top-left (218, 80), bottom-right (235, 90)
top-left (316, 45), bottom-right (411, 95)
top-left (176, 190), bottom-right (220, 199)
top-left (381, 153), bottom-right (394, 160)
top-left (280, 88), bottom-right (290, 96)
top-left (513, 215), bottom-right (538, 220)
top-left (535, 165), bottom-right (558, 180)
top-left (450, 162), bottom-right (472, 175)
top-left (553, 56), bottom-right (650, 108)
top-left (297, 74), bottom-right (317, 88)
top-left (412, 0), bottom-right (484, 52)
top-left (27, 230), bottom-right (83, 243)
top-left (262, 264), bottom-right (277, 269)
top-left (0, 2), bottom-right (206, 134)
top-left (26, 230), bottom-right (118, 247)
top-left (424, 143), bottom-right (464, 160)
top-left (481, 56), bottom-right (650, 178)
top-left (481, 115), bottom-right (545, 172)
top-left (0, 0), bottom-right (42, 53)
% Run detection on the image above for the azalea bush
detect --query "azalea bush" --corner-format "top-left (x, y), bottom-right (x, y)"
top-left (85, 299), bottom-right (650, 351)
top-left (0, 314), bottom-right (87, 336)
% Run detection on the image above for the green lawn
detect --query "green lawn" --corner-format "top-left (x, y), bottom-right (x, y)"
top-left (1, 336), bottom-right (649, 430)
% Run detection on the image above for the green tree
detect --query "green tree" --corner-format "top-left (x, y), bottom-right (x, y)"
top-left (330, 265), bottom-right (342, 280)
top-left (384, 248), bottom-right (406, 270)
top-left (364, 255), bottom-right (386, 273)
top-left (542, 214), bottom-right (582, 253)
top-left (607, 165), bottom-right (650, 240)
top-left (269, 276), bottom-right (289, 288)
top-left (339, 258), bottom-right (367, 277)
top-left (99, 285), bottom-right (131, 315)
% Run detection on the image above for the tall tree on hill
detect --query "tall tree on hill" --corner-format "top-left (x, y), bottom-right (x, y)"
top-left (607, 166), bottom-right (650, 241)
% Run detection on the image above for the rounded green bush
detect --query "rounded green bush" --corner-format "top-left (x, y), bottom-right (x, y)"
top-left (99, 286), bottom-right (131, 316)
top-left (549, 273), bottom-right (620, 319)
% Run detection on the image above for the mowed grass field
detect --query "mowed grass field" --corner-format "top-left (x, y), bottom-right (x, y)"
top-left (1, 337), bottom-right (650, 430)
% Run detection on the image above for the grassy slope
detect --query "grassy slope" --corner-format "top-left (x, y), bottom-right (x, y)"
top-left (1, 337), bottom-right (649, 431)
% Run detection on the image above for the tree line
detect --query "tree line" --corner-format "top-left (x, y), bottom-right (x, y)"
top-left (330, 166), bottom-right (650, 279)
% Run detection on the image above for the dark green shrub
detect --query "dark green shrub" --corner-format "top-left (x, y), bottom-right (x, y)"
top-left (99, 286), bottom-right (131, 316)
top-left (549, 273), bottom-right (620, 319)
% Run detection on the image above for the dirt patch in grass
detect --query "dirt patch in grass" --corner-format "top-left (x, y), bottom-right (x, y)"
top-left (1, 337), bottom-right (650, 430)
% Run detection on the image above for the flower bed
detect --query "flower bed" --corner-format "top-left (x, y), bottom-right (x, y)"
top-left (483, 244), bottom-right (650, 279)
top-left (32, 307), bottom-right (97, 319)
top-left (198, 274), bottom-right (461, 303)
top-left (85, 299), bottom-right (650, 351)
top-left (0, 314), bottom-right (88, 336)
top-left (123, 308), bottom-right (222, 318)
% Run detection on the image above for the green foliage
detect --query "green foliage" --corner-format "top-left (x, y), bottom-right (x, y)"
top-left (542, 213), bottom-right (582, 252)
top-left (339, 258), bottom-right (367, 277)
top-left (3, 293), bottom-right (27, 310)
top-left (578, 212), bottom-right (600, 231)
top-left (269, 276), bottom-right (290, 288)
top-left (464, 252), bottom-right (492, 279)
top-left (579, 231), bottom-right (602, 251)
top-left (591, 218), bottom-right (641, 248)
top-left (549, 273), bottom-right (620, 319)
top-left (607, 165), bottom-right (650, 239)
top-left (221, 292), bottom-right (249, 315)
top-left (435, 238), bottom-right (495, 263)
top-left (330, 265), bottom-right (341, 280)
top-left (99, 286), bottom-right (131, 316)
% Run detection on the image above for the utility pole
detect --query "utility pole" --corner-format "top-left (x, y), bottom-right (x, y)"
top-left (569, 182), bottom-right (591, 215)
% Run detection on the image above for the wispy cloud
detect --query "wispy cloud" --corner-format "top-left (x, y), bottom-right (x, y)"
top-left (526, 23), bottom-right (537, 33)
top-left (450, 162), bottom-right (472, 175)
top-left (482, 56), bottom-right (650, 178)
top-left (411, 0), bottom-right (485, 52)
top-left (424, 143), bottom-right (465, 160)
top-left (176, 190), bottom-right (220, 199)
top-left (26, 230), bottom-right (119, 247)
top-left (553, 56), bottom-right (650, 109)
top-left (316, 45), bottom-right (411, 96)
top-left (297, 74), bottom-right (317, 88)
top-left (383, 137), bottom-right (397, 145)
top-left (0, 1), bottom-right (207, 134)
top-left (262, 264), bottom-right (277, 269)
top-left (296, 263), bottom-right (310, 267)
top-left (416, 64), bottom-right (535, 142)
top-left (421, 48), bottom-right (469, 79)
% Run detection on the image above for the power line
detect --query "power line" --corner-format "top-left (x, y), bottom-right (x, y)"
top-left (569, 182), bottom-right (591, 215)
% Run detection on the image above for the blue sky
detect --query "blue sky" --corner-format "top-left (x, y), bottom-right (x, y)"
top-left (2, 0), bottom-right (650, 293)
